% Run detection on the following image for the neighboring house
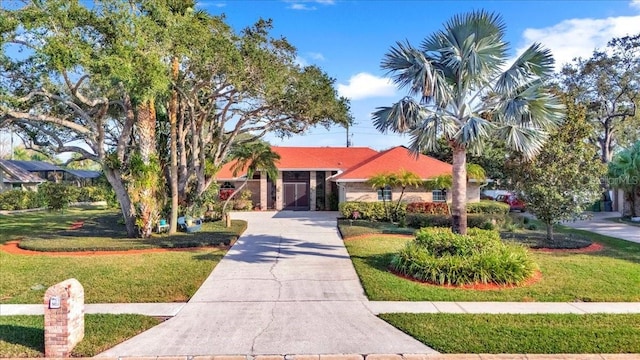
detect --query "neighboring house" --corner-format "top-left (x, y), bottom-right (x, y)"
top-left (0, 159), bottom-right (46, 192)
top-left (0, 160), bottom-right (101, 190)
top-left (216, 145), bottom-right (482, 211)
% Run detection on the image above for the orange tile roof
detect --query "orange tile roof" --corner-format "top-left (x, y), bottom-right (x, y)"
top-left (333, 146), bottom-right (452, 181)
top-left (215, 146), bottom-right (378, 179)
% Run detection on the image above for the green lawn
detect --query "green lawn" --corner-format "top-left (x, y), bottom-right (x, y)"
top-left (0, 207), bottom-right (110, 244)
top-left (0, 208), bottom-right (247, 304)
top-left (1, 249), bottom-right (224, 304)
top-left (0, 314), bottom-right (160, 357)
top-left (0, 207), bottom-right (247, 251)
top-left (380, 313), bottom-right (640, 353)
top-left (344, 229), bottom-right (640, 302)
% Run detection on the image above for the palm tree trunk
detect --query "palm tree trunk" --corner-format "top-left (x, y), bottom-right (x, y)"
top-left (136, 100), bottom-right (158, 238)
top-left (451, 146), bottom-right (467, 234)
top-left (169, 57), bottom-right (179, 234)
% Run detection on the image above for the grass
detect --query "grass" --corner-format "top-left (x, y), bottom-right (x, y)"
top-left (0, 207), bottom-right (109, 244)
top-left (0, 207), bottom-right (247, 251)
top-left (380, 313), bottom-right (640, 353)
top-left (344, 227), bottom-right (640, 302)
top-left (0, 314), bottom-right (160, 357)
top-left (338, 219), bottom-right (416, 238)
top-left (1, 249), bottom-right (224, 304)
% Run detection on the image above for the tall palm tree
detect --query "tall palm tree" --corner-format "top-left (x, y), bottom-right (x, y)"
top-left (373, 11), bottom-right (564, 234)
top-left (222, 141), bottom-right (280, 226)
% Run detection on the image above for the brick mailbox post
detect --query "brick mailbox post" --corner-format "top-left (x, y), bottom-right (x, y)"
top-left (43, 278), bottom-right (85, 357)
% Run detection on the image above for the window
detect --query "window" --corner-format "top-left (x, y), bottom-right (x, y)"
top-left (377, 185), bottom-right (392, 201)
top-left (432, 189), bottom-right (446, 202)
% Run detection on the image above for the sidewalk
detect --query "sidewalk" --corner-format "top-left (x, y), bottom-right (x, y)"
top-left (4, 301), bottom-right (640, 316)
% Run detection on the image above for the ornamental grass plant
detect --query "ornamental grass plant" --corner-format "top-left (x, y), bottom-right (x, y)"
top-left (390, 228), bottom-right (536, 286)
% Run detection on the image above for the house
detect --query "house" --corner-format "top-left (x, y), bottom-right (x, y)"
top-left (0, 159), bottom-right (46, 192)
top-left (0, 160), bottom-right (101, 191)
top-left (215, 146), bottom-right (482, 211)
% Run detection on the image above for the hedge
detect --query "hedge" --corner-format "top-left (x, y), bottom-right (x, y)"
top-left (406, 213), bottom-right (506, 230)
top-left (406, 202), bottom-right (449, 215)
top-left (0, 189), bottom-right (45, 210)
top-left (339, 201), bottom-right (407, 221)
top-left (466, 200), bottom-right (510, 215)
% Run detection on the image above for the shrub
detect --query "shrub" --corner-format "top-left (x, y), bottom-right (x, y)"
top-left (75, 186), bottom-right (107, 202)
top-left (405, 213), bottom-right (506, 229)
top-left (390, 228), bottom-right (537, 286)
top-left (339, 201), bottom-right (407, 222)
top-left (466, 200), bottom-right (510, 215)
top-left (406, 202), bottom-right (449, 215)
top-left (39, 182), bottom-right (72, 211)
top-left (0, 189), bottom-right (43, 210)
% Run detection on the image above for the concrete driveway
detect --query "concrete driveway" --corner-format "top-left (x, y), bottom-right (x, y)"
top-left (98, 211), bottom-right (433, 356)
top-left (562, 211), bottom-right (640, 244)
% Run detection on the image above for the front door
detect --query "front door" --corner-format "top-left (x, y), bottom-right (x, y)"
top-left (283, 182), bottom-right (309, 210)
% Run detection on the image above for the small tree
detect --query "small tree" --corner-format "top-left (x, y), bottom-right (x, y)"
top-left (367, 170), bottom-right (422, 222)
top-left (221, 142), bottom-right (280, 227)
top-left (511, 100), bottom-right (605, 241)
top-left (609, 141), bottom-right (640, 217)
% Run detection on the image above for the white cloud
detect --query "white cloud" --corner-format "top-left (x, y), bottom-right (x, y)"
top-left (516, 14), bottom-right (640, 70)
top-left (308, 52), bottom-right (325, 61)
top-left (337, 73), bottom-right (397, 100)
top-left (290, 3), bottom-right (315, 10)
top-left (286, 0), bottom-right (335, 11)
top-left (631, 0), bottom-right (640, 10)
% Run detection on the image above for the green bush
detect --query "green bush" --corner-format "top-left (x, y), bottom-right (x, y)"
top-left (390, 228), bottom-right (537, 286)
top-left (466, 200), bottom-right (510, 215)
top-left (75, 186), bottom-right (107, 202)
top-left (406, 213), bottom-right (506, 230)
top-left (406, 202), bottom-right (449, 215)
top-left (39, 182), bottom-right (72, 211)
top-left (339, 201), bottom-right (407, 222)
top-left (0, 189), bottom-right (44, 210)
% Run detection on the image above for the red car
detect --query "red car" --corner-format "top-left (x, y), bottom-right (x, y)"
top-left (495, 193), bottom-right (526, 212)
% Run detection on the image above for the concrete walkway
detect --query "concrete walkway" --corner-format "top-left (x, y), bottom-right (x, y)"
top-left (96, 211), bottom-right (434, 357)
top-left (562, 211), bottom-right (640, 244)
top-left (4, 301), bottom-right (640, 316)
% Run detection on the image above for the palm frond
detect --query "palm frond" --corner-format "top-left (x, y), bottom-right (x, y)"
top-left (381, 40), bottom-right (448, 100)
top-left (372, 97), bottom-right (425, 134)
top-left (454, 115), bottom-right (493, 147)
top-left (495, 124), bottom-right (549, 159)
top-left (497, 80), bottom-right (565, 130)
top-left (495, 43), bottom-right (555, 94)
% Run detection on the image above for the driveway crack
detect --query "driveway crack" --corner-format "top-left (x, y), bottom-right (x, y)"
top-left (250, 234), bottom-right (283, 353)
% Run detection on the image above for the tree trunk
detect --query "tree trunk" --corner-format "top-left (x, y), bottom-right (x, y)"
top-left (103, 166), bottom-right (137, 238)
top-left (135, 100), bottom-right (159, 238)
top-left (546, 222), bottom-right (554, 242)
top-left (451, 146), bottom-right (467, 234)
top-left (169, 57), bottom-right (179, 234)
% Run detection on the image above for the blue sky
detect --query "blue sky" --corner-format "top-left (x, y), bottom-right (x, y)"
top-left (198, 0), bottom-right (640, 150)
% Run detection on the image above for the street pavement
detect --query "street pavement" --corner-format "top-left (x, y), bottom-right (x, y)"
top-left (96, 211), bottom-right (434, 356)
top-left (562, 211), bottom-right (640, 244)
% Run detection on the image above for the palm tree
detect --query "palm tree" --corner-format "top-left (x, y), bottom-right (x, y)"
top-left (609, 141), bottom-right (640, 217)
top-left (393, 169), bottom-right (422, 216)
top-left (373, 11), bottom-right (564, 234)
top-left (367, 172), bottom-right (396, 221)
top-left (222, 141), bottom-right (280, 227)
